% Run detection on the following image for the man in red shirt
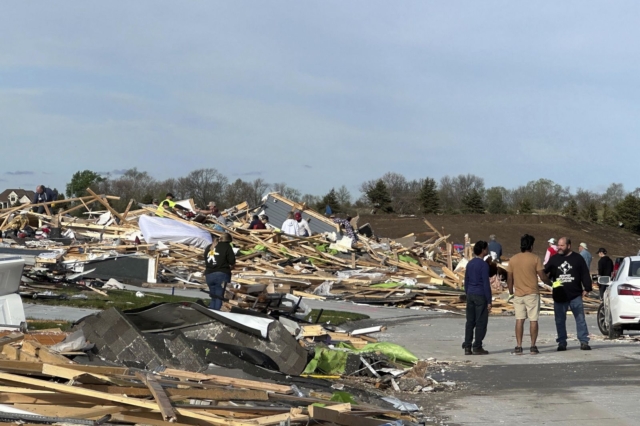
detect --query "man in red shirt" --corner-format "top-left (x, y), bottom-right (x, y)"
top-left (544, 238), bottom-right (558, 265)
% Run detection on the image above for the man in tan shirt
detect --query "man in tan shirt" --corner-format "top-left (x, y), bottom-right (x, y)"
top-left (507, 234), bottom-right (551, 355)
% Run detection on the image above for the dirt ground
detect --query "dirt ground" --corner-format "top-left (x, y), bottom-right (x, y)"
top-left (360, 213), bottom-right (640, 266)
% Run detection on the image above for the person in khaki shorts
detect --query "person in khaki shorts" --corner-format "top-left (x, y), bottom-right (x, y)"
top-left (507, 234), bottom-right (551, 355)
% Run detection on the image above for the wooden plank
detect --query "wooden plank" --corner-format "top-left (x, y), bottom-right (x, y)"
top-left (42, 363), bottom-right (112, 383)
top-left (161, 369), bottom-right (292, 394)
top-left (0, 360), bottom-right (129, 377)
top-left (136, 372), bottom-right (178, 423)
top-left (12, 404), bottom-right (125, 419)
top-left (253, 409), bottom-right (308, 425)
top-left (82, 385), bottom-right (269, 401)
top-left (0, 371), bottom-right (251, 425)
top-left (111, 412), bottom-right (196, 426)
top-left (85, 188), bottom-right (126, 223)
top-left (2, 344), bottom-right (20, 360)
top-left (308, 404), bottom-right (388, 426)
top-left (0, 333), bottom-right (24, 348)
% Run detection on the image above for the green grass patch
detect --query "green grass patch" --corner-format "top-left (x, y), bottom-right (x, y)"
top-left (26, 319), bottom-right (73, 331)
top-left (24, 288), bottom-right (203, 311)
top-left (305, 309), bottom-right (369, 326)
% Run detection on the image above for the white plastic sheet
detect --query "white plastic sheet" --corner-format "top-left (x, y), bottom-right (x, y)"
top-left (139, 215), bottom-right (212, 249)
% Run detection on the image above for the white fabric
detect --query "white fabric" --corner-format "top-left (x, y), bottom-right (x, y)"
top-left (296, 219), bottom-right (312, 237)
top-left (281, 219), bottom-right (299, 236)
top-left (139, 215), bottom-right (212, 249)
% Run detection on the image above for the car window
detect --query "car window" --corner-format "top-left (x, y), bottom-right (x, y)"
top-left (630, 261), bottom-right (640, 278)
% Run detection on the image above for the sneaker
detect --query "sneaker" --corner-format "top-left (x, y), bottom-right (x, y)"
top-left (557, 344), bottom-right (567, 352)
top-left (511, 346), bottom-right (523, 355)
top-left (580, 343), bottom-right (592, 351)
top-left (472, 347), bottom-right (489, 355)
top-left (530, 346), bottom-right (540, 355)
top-left (464, 347), bottom-right (472, 356)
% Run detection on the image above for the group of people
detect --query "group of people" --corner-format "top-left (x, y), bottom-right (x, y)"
top-left (464, 234), bottom-right (598, 355)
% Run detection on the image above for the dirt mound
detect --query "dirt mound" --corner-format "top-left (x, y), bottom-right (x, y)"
top-left (360, 213), bottom-right (640, 267)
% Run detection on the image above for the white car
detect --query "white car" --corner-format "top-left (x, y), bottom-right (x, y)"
top-left (598, 256), bottom-right (640, 338)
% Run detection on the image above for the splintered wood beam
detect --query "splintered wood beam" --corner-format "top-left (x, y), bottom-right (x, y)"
top-left (86, 188), bottom-right (126, 223)
top-left (0, 372), bottom-right (250, 425)
top-left (136, 372), bottom-right (178, 423)
top-left (121, 198), bottom-right (135, 221)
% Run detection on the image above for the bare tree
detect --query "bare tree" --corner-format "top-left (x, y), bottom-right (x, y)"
top-left (335, 185), bottom-right (352, 208)
top-left (271, 183), bottom-right (302, 202)
top-left (602, 183), bottom-right (625, 207)
top-left (439, 174), bottom-right (484, 212)
top-left (180, 168), bottom-right (228, 208)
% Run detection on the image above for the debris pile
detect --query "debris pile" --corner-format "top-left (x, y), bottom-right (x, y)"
top-left (1, 191), bottom-right (602, 314)
top-left (0, 316), bottom-right (432, 425)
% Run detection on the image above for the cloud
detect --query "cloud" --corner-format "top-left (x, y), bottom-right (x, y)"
top-left (233, 171), bottom-right (264, 177)
top-left (111, 169), bottom-right (128, 175)
top-left (5, 171), bottom-right (34, 175)
top-left (303, 165), bottom-right (312, 169)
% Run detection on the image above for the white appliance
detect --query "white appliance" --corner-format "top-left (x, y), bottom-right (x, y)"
top-left (0, 255), bottom-right (26, 331)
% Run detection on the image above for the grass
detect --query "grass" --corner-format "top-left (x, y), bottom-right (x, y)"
top-left (24, 289), bottom-right (370, 326)
top-left (24, 288), bottom-right (203, 311)
top-left (26, 319), bottom-right (73, 331)
top-left (305, 309), bottom-right (369, 326)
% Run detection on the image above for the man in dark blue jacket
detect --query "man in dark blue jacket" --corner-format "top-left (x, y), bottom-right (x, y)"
top-left (32, 185), bottom-right (57, 214)
top-left (463, 240), bottom-right (492, 355)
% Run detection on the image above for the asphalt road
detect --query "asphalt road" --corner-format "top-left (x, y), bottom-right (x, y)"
top-left (359, 309), bottom-right (640, 425)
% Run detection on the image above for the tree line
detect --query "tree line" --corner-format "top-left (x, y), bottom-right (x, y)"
top-left (65, 169), bottom-right (640, 234)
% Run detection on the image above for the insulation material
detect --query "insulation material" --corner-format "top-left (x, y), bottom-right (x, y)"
top-left (139, 215), bottom-right (212, 248)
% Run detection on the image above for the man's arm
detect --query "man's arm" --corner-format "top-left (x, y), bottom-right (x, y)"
top-left (464, 266), bottom-right (469, 294)
top-left (580, 257), bottom-right (593, 293)
top-left (537, 269), bottom-right (551, 286)
top-left (303, 221), bottom-right (312, 236)
top-left (507, 272), bottom-right (514, 295)
top-left (544, 249), bottom-right (550, 265)
top-left (482, 262), bottom-right (492, 305)
top-left (227, 246), bottom-right (236, 270)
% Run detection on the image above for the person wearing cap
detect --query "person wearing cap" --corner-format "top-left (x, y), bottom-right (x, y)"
top-left (487, 235), bottom-right (502, 262)
top-left (578, 242), bottom-right (592, 271)
top-left (197, 201), bottom-right (219, 216)
top-left (544, 238), bottom-right (558, 265)
top-left (294, 212), bottom-right (312, 237)
top-left (203, 233), bottom-right (235, 310)
top-left (597, 248), bottom-right (614, 299)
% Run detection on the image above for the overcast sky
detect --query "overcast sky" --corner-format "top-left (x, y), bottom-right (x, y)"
top-left (1, 1), bottom-right (639, 198)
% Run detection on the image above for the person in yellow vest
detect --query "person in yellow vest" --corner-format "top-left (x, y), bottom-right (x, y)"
top-left (156, 193), bottom-right (185, 217)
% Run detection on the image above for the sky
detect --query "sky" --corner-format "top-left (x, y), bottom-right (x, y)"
top-left (1, 1), bottom-right (639, 198)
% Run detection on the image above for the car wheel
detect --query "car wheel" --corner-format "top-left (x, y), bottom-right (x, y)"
top-left (597, 304), bottom-right (608, 335)
top-left (608, 309), bottom-right (622, 339)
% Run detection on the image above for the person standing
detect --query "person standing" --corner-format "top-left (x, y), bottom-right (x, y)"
top-left (597, 248), bottom-right (614, 299)
top-left (544, 238), bottom-right (558, 265)
top-left (203, 233), bottom-right (236, 310)
top-left (294, 212), bottom-right (312, 237)
top-left (463, 241), bottom-right (492, 355)
top-left (506, 234), bottom-right (551, 355)
top-left (281, 212), bottom-right (299, 236)
top-left (545, 237), bottom-right (593, 351)
top-left (578, 242), bottom-right (592, 271)
top-left (488, 235), bottom-right (503, 262)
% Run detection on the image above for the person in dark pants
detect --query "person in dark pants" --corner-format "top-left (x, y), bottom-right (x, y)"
top-left (203, 233), bottom-right (236, 310)
top-left (545, 237), bottom-right (592, 351)
top-left (597, 248), bottom-right (614, 299)
top-left (463, 240), bottom-right (492, 355)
